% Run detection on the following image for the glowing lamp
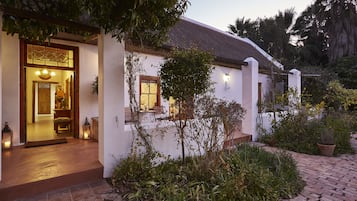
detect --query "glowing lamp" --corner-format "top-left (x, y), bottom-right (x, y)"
top-left (82, 117), bottom-right (91, 140)
top-left (35, 69), bottom-right (56, 80)
top-left (223, 73), bottom-right (230, 82)
top-left (2, 122), bottom-right (13, 150)
top-left (223, 73), bottom-right (230, 90)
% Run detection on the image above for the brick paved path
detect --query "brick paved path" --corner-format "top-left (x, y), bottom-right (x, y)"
top-left (261, 133), bottom-right (357, 201)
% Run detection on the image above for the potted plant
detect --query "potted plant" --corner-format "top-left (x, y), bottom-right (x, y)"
top-left (317, 127), bottom-right (336, 156)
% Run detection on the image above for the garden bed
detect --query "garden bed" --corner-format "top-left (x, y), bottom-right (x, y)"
top-left (111, 144), bottom-right (304, 201)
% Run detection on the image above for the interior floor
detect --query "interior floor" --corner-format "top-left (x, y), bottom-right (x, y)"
top-left (27, 115), bottom-right (72, 142)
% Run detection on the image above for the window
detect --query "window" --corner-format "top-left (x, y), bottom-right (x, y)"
top-left (168, 96), bottom-right (194, 119)
top-left (169, 97), bottom-right (179, 118)
top-left (140, 75), bottom-right (160, 111)
top-left (26, 44), bottom-right (74, 68)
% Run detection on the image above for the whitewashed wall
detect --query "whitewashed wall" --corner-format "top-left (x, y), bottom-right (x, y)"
top-left (1, 34), bottom-right (99, 144)
top-left (123, 52), bottom-right (265, 115)
top-left (211, 65), bottom-right (242, 103)
top-left (51, 39), bottom-right (99, 138)
top-left (124, 51), bottom-right (272, 158)
top-left (2, 33), bottom-right (20, 145)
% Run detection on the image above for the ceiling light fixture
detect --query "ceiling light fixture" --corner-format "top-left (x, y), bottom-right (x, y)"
top-left (35, 69), bottom-right (56, 80)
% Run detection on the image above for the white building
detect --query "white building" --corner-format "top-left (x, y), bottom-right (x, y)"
top-left (0, 15), bottom-right (301, 184)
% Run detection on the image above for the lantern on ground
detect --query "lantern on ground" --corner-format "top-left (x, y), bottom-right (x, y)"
top-left (2, 122), bottom-right (13, 150)
top-left (82, 117), bottom-right (91, 140)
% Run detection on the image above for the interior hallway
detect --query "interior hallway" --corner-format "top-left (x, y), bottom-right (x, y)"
top-left (27, 115), bottom-right (72, 142)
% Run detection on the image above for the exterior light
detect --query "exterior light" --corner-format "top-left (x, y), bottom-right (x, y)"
top-left (223, 73), bottom-right (230, 82)
top-left (35, 69), bottom-right (56, 80)
top-left (2, 122), bottom-right (13, 150)
top-left (223, 73), bottom-right (230, 90)
top-left (82, 117), bottom-right (91, 140)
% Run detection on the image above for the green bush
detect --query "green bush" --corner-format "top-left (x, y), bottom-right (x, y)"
top-left (325, 114), bottom-right (354, 154)
top-left (111, 145), bottom-right (304, 201)
top-left (260, 113), bottom-right (321, 154)
top-left (260, 112), bottom-right (354, 155)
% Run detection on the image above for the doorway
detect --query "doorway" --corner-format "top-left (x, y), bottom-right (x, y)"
top-left (26, 69), bottom-right (75, 141)
top-left (20, 41), bottom-right (79, 143)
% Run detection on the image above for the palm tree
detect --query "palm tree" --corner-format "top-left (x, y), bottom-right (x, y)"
top-left (228, 9), bottom-right (297, 66)
top-left (228, 17), bottom-right (260, 43)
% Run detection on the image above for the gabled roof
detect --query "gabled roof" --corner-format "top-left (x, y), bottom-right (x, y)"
top-left (166, 17), bottom-right (284, 70)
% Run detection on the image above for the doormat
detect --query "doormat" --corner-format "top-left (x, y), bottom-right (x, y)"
top-left (25, 138), bottom-right (67, 148)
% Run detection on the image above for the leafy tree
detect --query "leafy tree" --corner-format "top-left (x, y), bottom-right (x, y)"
top-left (329, 56), bottom-right (357, 89)
top-left (0, 0), bottom-right (189, 45)
top-left (293, 0), bottom-right (357, 64)
top-left (300, 66), bottom-right (338, 104)
top-left (324, 80), bottom-right (357, 111)
top-left (292, 4), bottom-right (329, 66)
top-left (321, 0), bottom-right (357, 63)
top-left (291, 0), bottom-right (357, 101)
top-left (159, 48), bottom-right (213, 162)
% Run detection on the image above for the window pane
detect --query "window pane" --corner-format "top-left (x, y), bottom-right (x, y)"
top-left (149, 83), bottom-right (157, 94)
top-left (26, 44), bottom-right (74, 68)
top-left (140, 94), bottom-right (148, 110)
top-left (149, 94), bottom-right (157, 109)
top-left (169, 96), bottom-right (178, 116)
top-left (141, 82), bottom-right (150, 94)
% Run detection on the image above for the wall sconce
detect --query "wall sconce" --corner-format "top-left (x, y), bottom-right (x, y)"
top-left (82, 117), bottom-right (91, 140)
top-left (2, 122), bottom-right (13, 150)
top-left (223, 73), bottom-right (230, 90)
top-left (35, 69), bottom-right (56, 80)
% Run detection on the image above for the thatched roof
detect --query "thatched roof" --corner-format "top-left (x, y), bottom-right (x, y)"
top-left (166, 17), bottom-right (283, 70)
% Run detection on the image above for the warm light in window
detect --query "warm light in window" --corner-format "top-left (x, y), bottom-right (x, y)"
top-left (140, 77), bottom-right (159, 111)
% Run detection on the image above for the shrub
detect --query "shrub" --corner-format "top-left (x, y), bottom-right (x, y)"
top-left (220, 145), bottom-right (304, 200)
top-left (260, 112), bottom-right (354, 155)
top-left (324, 114), bottom-right (354, 155)
top-left (324, 80), bottom-right (357, 111)
top-left (260, 112), bottom-right (321, 154)
top-left (112, 145), bottom-right (304, 201)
